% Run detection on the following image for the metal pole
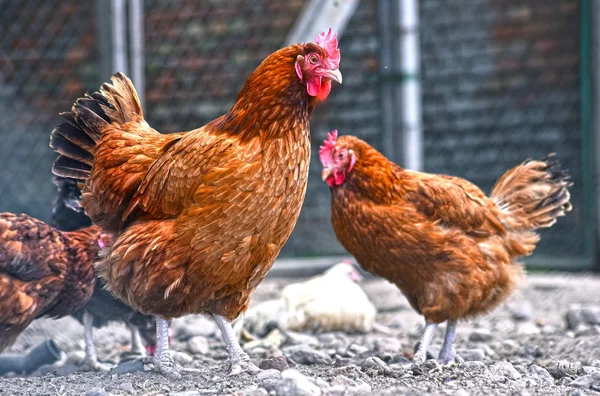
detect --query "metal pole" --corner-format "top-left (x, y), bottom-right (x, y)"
top-left (378, 0), bottom-right (396, 161)
top-left (129, 0), bottom-right (145, 110)
top-left (111, 0), bottom-right (128, 74)
top-left (397, 0), bottom-right (422, 171)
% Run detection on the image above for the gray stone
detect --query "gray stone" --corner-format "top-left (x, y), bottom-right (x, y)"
top-left (259, 355), bottom-right (290, 372)
top-left (275, 369), bottom-right (322, 396)
top-left (576, 326), bottom-right (600, 337)
top-left (469, 328), bottom-right (492, 342)
top-left (258, 369), bottom-right (282, 392)
top-left (545, 360), bottom-right (582, 379)
top-left (285, 332), bottom-right (319, 347)
top-left (171, 392), bottom-right (201, 396)
top-left (569, 390), bottom-right (589, 396)
top-left (516, 322), bottom-right (541, 335)
top-left (490, 362), bottom-right (521, 380)
top-left (345, 343), bottom-right (370, 356)
top-left (463, 361), bottom-right (488, 374)
top-left (328, 375), bottom-right (372, 396)
top-left (283, 345), bottom-right (332, 366)
top-left (569, 372), bottom-right (600, 389)
top-left (187, 335), bottom-right (209, 355)
top-left (85, 389), bottom-right (108, 396)
top-left (566, 304), bottom-right (600, 330)
top-left (453, 390), bottom-right (470, 396)
top-left (582, 366), bottom-right (600, 375)
top-left (509, 302), bottom-right (533, 321)
top-left (119, 382), bottom-right (134, 392)
top-left (242, 389), bottom-right (269, 396)
top-left (173, 315), bottom-right (218, 339)
top-left (361, 356), bottom-right (388, 374)
top-left (528, 364), bottom-right (554, 386)
top-left (459, 348), bottom-right (485, 362)
top-left (173, 351), bottom-right (193, 365)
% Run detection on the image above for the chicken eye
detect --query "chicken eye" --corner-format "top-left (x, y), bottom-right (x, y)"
top-left (309, 54), bottom-right (319, 64)
top-left (338, 152), bottom-right (344, 160)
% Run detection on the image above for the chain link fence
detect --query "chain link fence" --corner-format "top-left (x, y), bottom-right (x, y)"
top-left (0, 0), bottom-right (592, 267)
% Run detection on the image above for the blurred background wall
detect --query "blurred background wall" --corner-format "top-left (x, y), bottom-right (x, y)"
top-left (0, 0), bottom-right (596, 269)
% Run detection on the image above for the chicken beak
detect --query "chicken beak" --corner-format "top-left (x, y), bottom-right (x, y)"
top-left (321, 167), bottom-right (334, 181)
top-left (324, 68), bottom-right (343, 84)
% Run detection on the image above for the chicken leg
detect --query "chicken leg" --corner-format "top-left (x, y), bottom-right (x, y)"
top-left (213, 314), bottom-right (260, 375)
top-left (119, 323), bottom-right (147, 362)
top-left (438, 320), bottom-right (464, 364)
top-left (413, 322), bottom-right (437, 364)
top-left (143, 317), bottom-right (182, 379)
top-left (80, 311), bottom-right (112, 372)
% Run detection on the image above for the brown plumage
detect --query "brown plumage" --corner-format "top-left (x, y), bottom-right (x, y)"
top-left (319, 132), bottom-right (572, 363)
top-left (0, 213), bottom-right (105, 352)
top-left (50, 31), bottom-right (342, 374)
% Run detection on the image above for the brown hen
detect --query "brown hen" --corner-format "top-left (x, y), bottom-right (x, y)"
top-left (0, 213), bottom-right (106, 354)
top-left (319, 131), bottom-right (572, 364)
top-left (50, 30), bottom-right (342, 376)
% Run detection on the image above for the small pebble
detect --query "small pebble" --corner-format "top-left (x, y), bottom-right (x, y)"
top-left (459, 348), bottom-right (485, 362)
top-left (85, 389), bottom-right (108, 396)
top-left (490, 362), bottom-right (521, 380)
top-left (187, 336), bottom-right (209, 355)
top-left (516, 322), bottom-right (540, 335)
top-left (119, 382), bottom-right (134, 392)
top-left (259, 355), bottom-right (290, 372)
top-left (509, 302), bottom-right (533, 321)
top-left (566, 304), bottom-right (600, 330)
top-left (569, 372), bottom-right (600, 389)
top-left (283, 345), bottom-right (332, 366)
top-left (528, 364), bottom-right (554, 386)
top-left (361, 357), bottom-right (388, 374)
top-left (285, 332), bottom-right (319, 347)
top-left (258, 369), bottom-right (282, 392)
top-left (569, 390), bottom-right (589, 396)
top-left (275, 369), bottom-right (322, 396)
top-left (469, 328), bottom-right (493, 342)
top-left (173, 351), bottom-right (193, 365)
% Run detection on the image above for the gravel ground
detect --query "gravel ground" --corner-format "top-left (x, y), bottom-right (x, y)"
top-left (2, 272), bottom-right (600, 396)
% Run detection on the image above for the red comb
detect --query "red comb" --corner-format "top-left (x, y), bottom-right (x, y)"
top-left (315, 28), bottom-right (341, 68)
top-left (319, 129), bottom-right (338, 167)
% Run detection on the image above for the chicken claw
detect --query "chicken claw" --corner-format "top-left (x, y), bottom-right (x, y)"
top-left (213, 314), bottom-right (261, 376)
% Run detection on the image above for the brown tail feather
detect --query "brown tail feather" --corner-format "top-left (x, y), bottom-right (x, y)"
top-left (491, 154), bottom-right (572, 255)
top-left (50, 72), bottom-right (143, 182)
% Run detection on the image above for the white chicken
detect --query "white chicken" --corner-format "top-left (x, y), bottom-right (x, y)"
top-left (240, 262), bottom-right (376, 337)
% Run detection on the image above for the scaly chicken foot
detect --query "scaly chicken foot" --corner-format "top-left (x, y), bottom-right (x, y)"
top-left (213, 314), bottom-right (260, 376)
top-left (81, 311), bottom-right (112, 372)
top-left (142, 317), bottom-right (182, 379)
top-left (413, 322), bottom-right (438, 365)
top-left (438, 320), bottom-right (464, 365)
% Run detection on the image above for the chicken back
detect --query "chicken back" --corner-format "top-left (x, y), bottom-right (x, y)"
top-left (320, 131), bottom-right (572, 364)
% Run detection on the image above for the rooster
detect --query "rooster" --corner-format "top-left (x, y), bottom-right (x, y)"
top-left (52, 176), bottom-right (161, 370)
top-left (0, 213), bottom-right (107, 355)
top-left (50, 30), bottom-right (342, 376)
top-left (319, 131), bottom-right (572, 364)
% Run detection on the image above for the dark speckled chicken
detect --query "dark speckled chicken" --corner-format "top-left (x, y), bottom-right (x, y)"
top-left (0, 213), bottom-right (102, 353)
top-left (51, 177), bottom-right (159, 370)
